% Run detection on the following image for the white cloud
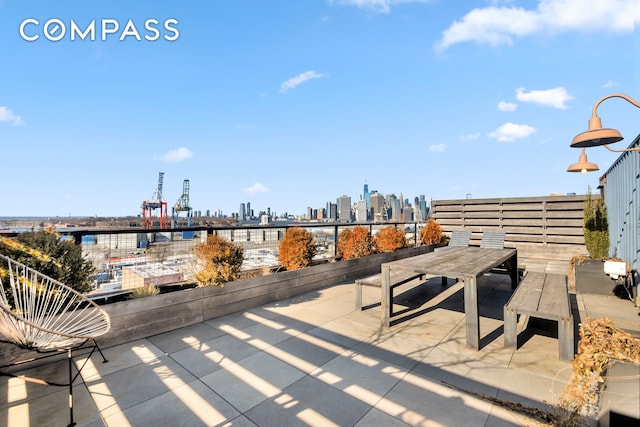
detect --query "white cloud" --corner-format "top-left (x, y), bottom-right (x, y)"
top-left (437, 0), bottom-right (637, 50)
top-left (603, 80), bottom-right (617, 88)
top-left (497, 101), bottom-right (518, 112)
top-left (516, 87), bottom-right (573, 109)
top-left (329, 0), bottom-right (432, 14)
top-left (279, 71), bottom-right (325, 94)
top-left (0, 106), bottom-right (25, 126)
top-left (161, 147), bottom-right (193, 163)
top-left (244, 182), bottom-right (270, 196)
top-left (429, 143), bottom-right (445, 152)
top-left (460, 132), bottom-right (481, 140)
top-left (488, 122), bottom-right (536, 142)
top-left (234, 123), bottom-right (256, 129)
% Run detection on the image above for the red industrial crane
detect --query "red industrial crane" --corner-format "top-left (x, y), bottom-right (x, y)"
top-left (141, 172), bottom-right (169, 229)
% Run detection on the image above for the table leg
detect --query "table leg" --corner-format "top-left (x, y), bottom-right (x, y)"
top-left (509, 253), bottom-right (519, 289)
top-left (464, 276), bottom-right (480, 350)
top-left (381, 265), bottom-right (391, 327)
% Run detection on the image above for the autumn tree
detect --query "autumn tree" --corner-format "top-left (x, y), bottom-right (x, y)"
top-left (193, 234), bottom-right (244, 286)
top-left (338, 226), bottom-right (375, 260)
top-left (375, 226), bottom-right (407, 253)
top-left (421, 220), bottom-right (443, 245)
top-left (278, 227), bottom-right (316, 270)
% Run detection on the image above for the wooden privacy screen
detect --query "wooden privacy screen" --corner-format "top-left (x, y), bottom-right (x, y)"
top-left (431, 194), bottom-right (591, 260)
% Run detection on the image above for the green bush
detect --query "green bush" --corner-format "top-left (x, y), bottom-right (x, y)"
top-left (0, 229), bottom-right (96, 294)
top-left (583, 189), bottom-right (609, 259)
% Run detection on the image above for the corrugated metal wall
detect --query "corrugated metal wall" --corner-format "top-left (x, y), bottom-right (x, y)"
top-left (599, 134), bottom-right (640, 272)
top-left (431, 195), bottom-right (589, 260)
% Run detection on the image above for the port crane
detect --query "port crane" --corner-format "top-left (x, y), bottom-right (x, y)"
top-left (172, 179), bottom-right (193, 227)
top-left (141, 172), bottom-right (169, 229)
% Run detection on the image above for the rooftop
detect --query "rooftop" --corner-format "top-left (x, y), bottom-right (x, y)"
top-left (1, 259), bottom-right (638, 426)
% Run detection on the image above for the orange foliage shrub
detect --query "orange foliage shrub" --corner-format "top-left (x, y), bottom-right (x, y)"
top-left (278, 227), bottom-right (316, 270)
top-left (338, 226), bottom-right (374, 260)
top-left (375, 226), bottom-right (407, 253)
top-left (421, 220), bottom-right (443, 245)
top-left (193, 234), bottom-right (244, 286)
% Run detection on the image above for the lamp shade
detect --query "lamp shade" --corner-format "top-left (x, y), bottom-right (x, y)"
top-left (567, 148), bottom-right (599, 173)
top-left (571, 127), bottom-right (623, 148)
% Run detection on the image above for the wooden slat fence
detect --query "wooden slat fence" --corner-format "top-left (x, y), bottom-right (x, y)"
top-left (431, 195), bottom-right (591, 260)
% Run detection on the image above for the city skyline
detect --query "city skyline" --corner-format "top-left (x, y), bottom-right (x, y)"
top-left (1, 1), bottom-right (637, 217)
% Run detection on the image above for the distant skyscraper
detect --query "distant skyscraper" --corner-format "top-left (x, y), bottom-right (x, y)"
top-left (239, 203), bottom-right (246, 222)
top-left (329, 202), bottom-right (338, 220)
top-left (363, 182), bottom-right (370, 209)
top-left (419, 195), bottom-right (428, 221)
top-left (355, 200), bottom-right (367, 222)
top-left (370, 193), bottom-right (385, 222)
top-left (337, 195), bottom-right (352, 222)
top-left (385, 194), bottom-right (398, 220)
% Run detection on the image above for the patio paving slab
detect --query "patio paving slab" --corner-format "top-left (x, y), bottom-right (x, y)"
top-left (244, 376), bottom-right (371, 427)
top-left (99, 379), bottom-right (240, 427)
top-left (198, 351), bottom-right (306, 413)
top-left (3, 258), bottom-right (638, 427)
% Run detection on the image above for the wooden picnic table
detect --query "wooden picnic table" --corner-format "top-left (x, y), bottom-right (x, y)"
top-left (380, 246), bottom-right (518, 350)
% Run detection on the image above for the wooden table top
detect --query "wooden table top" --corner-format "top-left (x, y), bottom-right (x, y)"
top-left (381, 246), bottom-right (517, 279)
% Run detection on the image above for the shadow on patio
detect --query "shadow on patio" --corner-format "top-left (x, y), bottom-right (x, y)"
top-left (0, 273), bottom-right (611, 426)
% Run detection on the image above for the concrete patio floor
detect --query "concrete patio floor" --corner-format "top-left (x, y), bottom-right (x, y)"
top-left (2, 259), bottom-right (638, 427)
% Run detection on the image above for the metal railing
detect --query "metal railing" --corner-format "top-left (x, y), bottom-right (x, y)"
top-left (57, 222), bottom-right (425, 293)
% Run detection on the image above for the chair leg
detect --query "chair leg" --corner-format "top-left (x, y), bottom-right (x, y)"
top-left (93, 339), bottom-right (109, 363)
top-left (67, 340), bottom-right (108, 426)
top-left (68, 348), bottom-right (76, 427)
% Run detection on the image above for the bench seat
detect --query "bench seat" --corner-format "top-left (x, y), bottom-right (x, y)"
top-left (504, 271), bottom-right (574, 360)
top-left (354, 271), bottom-right (424, 311)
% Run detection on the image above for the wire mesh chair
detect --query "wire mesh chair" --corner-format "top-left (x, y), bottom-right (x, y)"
top-left (0, 254), bottom-right (111, 427)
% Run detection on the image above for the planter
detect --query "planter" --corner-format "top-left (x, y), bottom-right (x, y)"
top-left (98, 245), bottom-right (435, 348)
top-left (575, 259), bottom-right (617, 295)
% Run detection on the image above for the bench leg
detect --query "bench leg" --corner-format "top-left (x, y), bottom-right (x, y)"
top-left (558, 316), bottom-right (574, 361)
top-left (354, 282), bottom-right (363, 311)
top-left (381, 265), bottom-right (391, 327)
top-left (504, 308), bottom-right (517, 348)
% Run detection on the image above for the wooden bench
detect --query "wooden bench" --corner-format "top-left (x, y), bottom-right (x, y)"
top-left (504, 271), bottom-right (574, 360)
top-left (355, 271), bottom-right (425, 311)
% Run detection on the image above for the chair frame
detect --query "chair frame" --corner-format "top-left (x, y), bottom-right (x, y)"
top-left (0, 254), bottom-right (111, 427)
top-left (448, 229), bottom-right (472, 247)
top-left (480, 230), bottom-right (506, 249)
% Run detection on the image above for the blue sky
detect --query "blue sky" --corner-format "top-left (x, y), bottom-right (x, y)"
top-left (0, 1), bottom-right (638, 218)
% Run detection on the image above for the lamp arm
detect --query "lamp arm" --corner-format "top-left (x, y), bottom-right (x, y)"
top-left (592, 93), bottom-right (640, 118)
top-left (603, 144), bottom-right (640, 153)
